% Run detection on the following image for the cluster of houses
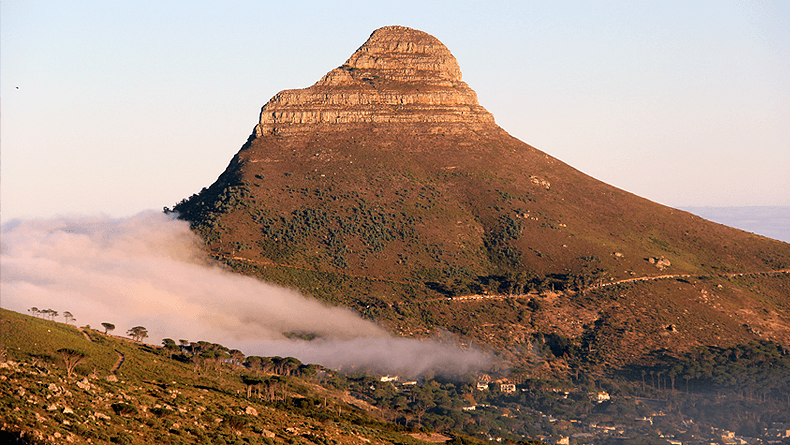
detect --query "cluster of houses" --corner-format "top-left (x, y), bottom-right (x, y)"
top-left (376, 374), bottom-right (790, 445)
top-left (715, 423), bottom-right (790, 445)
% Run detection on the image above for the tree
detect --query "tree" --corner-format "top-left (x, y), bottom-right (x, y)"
top-left (28, 307), bottom-right (40, 317)
top-left (245, 356), bottom-right (274, 373)
top-left (101, 322), bottom-right (115, 335)
top-left (273, 356), bottom-right (303, 376)
top-left (63, 311), bottom-right (75, 325)
top-left (41, 309), bottom-right (58, 321)
top-left (162, 338), bottom-right (179, 359)
top-left (57, 348), bottom-right (87, 379)
top-left (514, 270), bottom-right (535, 295)
top-left (242, 375), bottom-right (264, 398)
top-left (127, 326), bottom-right (148, 342)
top-left (229, 349), bottom-right (245, 367)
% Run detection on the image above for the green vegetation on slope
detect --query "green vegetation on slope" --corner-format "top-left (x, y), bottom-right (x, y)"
top-left (0, 308), bottom-right (473, 445)
top-left (4, 307), bottom-right (790, 444)
top-left (171, 127), bottom-right (790, 379)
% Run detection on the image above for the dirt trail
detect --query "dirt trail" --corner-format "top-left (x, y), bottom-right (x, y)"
top-left (588, 268), bottom-right (790, 291)
top-left (77, 327), bottom-right (93, 342)
top-left (76, 328), bottom-right (124, 374)
top-left (111, 351), bottom-right (125, 374)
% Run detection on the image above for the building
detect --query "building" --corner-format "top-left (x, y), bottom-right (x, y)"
top-left (500, 383), bottom-right (516, 393)
top-left (594, 391), bottom-right (610, 403)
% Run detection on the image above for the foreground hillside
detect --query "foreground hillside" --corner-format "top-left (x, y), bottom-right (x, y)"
top-left (172, 26), bottom-right (790, 372)
top-left (0, 308), bottom-right (456, 445)
top-left (4, 309), bottom-right (790, 444)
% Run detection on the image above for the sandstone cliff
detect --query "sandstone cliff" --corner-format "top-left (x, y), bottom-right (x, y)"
top-left (253, 26), bottom-right (495, 137)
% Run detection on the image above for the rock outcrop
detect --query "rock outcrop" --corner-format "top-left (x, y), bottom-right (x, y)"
top-left (253, 26), bottom-right (495, 137)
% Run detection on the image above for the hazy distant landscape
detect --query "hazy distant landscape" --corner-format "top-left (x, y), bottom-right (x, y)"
top-left (682, 206), bottom-right (790, 244)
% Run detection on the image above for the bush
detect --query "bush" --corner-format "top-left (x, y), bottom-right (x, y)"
top-left (111, 402), bottom-right (138, 416)
top-left (224, 414), bottom-right (247, 432)
top-left (110, 432), bottom-right (133, 444)
top-left (150, 407), bottom-right (172, 417)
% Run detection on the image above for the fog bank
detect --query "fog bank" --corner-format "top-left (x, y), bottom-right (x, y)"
top-left (1, 211), bottom-right (489, 376)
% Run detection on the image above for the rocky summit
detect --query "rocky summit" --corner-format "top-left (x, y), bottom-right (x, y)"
top-left (253, 26), bottom-right (494, 137)
top-left (174, 26), bottom-right (790, 375)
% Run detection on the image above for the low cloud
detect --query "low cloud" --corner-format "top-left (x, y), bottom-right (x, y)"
top-left (1, 211), bottom-right (489, 376)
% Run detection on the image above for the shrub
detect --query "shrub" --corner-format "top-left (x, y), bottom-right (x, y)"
top-left (150, 407), bottom-right (172, 417)
top-left (111, 402), bottom-right (138, 416)
top-left (224, 414), bottom-right (247, 432)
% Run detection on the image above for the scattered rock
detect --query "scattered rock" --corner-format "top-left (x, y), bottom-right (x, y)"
top-left (245, 406), bottom-right (258, 416)
top-left (647, 256), bottom-right (671, 270)
top-left (63, 406), bottom-right (74, 414)
top-left (95, 412), bottom-right (111, 420)
top-left (530, 175), bottom-right (551, 190)
top-left (47, 403), bottom-right (58, 411)
top-left (76, 378), bottom-right (91, 390)
top-left (106, 374), bottom-right (118, 382)
top-left (261, 429), bottom-right (276, 438)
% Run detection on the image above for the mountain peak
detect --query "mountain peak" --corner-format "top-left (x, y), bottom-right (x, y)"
top-left (253, 26), bottom-right (494, 137)
top-left (177, 26), bottom-right (790, 379)
top-left (342, 25), bottom-right (463, 83)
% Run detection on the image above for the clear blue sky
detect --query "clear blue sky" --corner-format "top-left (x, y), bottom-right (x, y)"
top-left (3, 1), bottom-right (789, 222)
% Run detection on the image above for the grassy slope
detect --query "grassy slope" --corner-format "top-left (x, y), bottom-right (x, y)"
top-left (4, 308), bottom-right (790, 443)
top-left (0, 308), bottom-right (448, 445)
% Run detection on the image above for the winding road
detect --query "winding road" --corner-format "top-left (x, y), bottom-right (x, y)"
top-left (442, 268), bottom-right (790, 304)
top-left (213, 253), bottom-right (789, 305)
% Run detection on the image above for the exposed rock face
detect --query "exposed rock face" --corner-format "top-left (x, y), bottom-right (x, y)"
top-left (253, 26), bottom-right (495, 137)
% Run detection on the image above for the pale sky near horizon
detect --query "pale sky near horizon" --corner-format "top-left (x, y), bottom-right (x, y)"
top-left (2, 1), bottom-right (789, 223)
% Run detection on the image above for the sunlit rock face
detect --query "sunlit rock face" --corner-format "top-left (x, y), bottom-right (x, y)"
top-left (253, 26), bottom-right (495, 137)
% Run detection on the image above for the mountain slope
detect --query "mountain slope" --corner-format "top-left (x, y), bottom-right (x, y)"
top-left (0, 308), bottom-right (459, 445)
top-left (173, 26), bottom-right (790, 370)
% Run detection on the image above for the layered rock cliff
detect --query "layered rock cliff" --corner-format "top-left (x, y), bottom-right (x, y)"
top-left (253, 26), bottom-right (495, 137)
